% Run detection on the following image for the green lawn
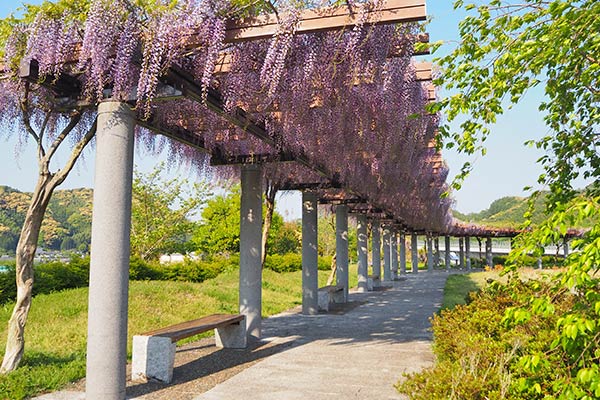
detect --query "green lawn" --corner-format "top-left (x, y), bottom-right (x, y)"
top-left (440, 273), bottom-right (483, 310)
top-left (0, 266), bottom-right (358, 399)
top-left (441, 268), bottom-right (564, 310)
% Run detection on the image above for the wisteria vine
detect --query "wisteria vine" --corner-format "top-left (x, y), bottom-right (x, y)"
top-left (1, 0), bottom-right (453, 233)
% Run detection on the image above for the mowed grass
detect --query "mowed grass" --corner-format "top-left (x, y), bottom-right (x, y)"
top-left (0, 266), bottom-right (358, 399)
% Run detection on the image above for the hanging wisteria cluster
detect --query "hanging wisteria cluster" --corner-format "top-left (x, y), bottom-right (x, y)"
top-left (0, 0), bottom-right (453, 233)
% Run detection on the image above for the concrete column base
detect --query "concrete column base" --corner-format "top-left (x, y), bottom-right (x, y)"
top-left (318, 286), bottom-right (345, 311)
top-left (132, 336), bottom-right (176, 383)
top-left (215, 318), bottom-right (247, 349)
top-left (367, 277), bottom-right (374, 291)
top-left (317, 291), bottom-right (329, 311)
top-left (372, 277), bottom-right (381, 288)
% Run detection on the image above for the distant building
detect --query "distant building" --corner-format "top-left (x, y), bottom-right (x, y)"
top-left (159, 253), bottom-right (200, 264)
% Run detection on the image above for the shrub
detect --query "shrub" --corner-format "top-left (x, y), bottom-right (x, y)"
top-left (129, 257), bottom-right (162, 281)
top-left (0, 263), bottom-right (17, 304)
top-left (492, 254), bottom-right (565, 268)
top-left (158, 254), bottom-right (235, 282)
top-left (318, 255), bottom-right (333, 271)
top-left (34, 255), bottom-right (89, 295)
top-left (264, 253), bottom-right (302, 273)
top-left (263, 253), bottom-right (334, 273)
top-left (0, 256), bottom-right (91, 304)
top-left (397, 276), bottom-right (582, 399)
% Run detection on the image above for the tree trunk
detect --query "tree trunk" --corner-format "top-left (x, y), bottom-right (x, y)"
top-left (260, 181), bottom-right (277, 268)
top-left (0, 110), bottom-right (93, 373)
top-left (1, 174), bottom-right (53, 373)
top-left (326, 254), bottom-right (337, 286)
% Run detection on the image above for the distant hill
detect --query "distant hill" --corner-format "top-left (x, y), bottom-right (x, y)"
top-left (0, 186), bottom-right (92, 254)
top-left (452, 194), bottom-right (548, 227)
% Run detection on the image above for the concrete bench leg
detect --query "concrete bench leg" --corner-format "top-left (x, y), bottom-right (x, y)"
top-left (331, 290), bottom-right (345, 304)
top-left (318, 290), bottom-right (330, 311)
top-left (215, 318), bottom-right (247, 349)
top-left (372, 277), bottom-right (381, 288)
top-left (132, 335), bottom-right (176, 383)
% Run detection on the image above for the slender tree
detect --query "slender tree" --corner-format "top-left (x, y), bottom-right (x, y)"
top-left (0, 105), bottom-right (96, 372)
top-left (260, 178), bottom-right (279, 267)
top-left (130, 163), bottom-right (211, 261)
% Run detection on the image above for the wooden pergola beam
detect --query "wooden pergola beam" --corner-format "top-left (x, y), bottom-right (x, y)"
top-left (210, 151), bottom-right (296, 166)
top-left (414, 61), bottom-right (433, 81)
top-left (2, 0), bottom-right (428, 80)
top-left (319, 196), bottom-right (365, 205)
top-left (136, 118), bottom-right (209, 153)
top-left (223, 0), bottom-right (426, 43)
top-left (425, 83), bottom-right (436, 102)
top-left (215, 53), bottom-right (432, 82)
top-left (19, 59), bottom-right (80, 97)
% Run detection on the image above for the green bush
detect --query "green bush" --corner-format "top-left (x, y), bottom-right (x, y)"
top-left (0, 252), bottom-right (338, 305)
top-left (158, 254), bottom-right (238, 282)
top-left (469, 257), bottom-right (485, 268)
top-left (0, 262), bottom-right (17, 304)
top-left (0, 256), bottom-right (90, 304)
top-left (397, 276), bottom-right (584, 399)
top-left (491, 254), bottom-right (565, 268)
top-left (129, 257), bottom-right (162, 281)
top-left (263, 253), bottom-right (334, 273)
top-left (264, 253), bottom-right (302, 273)
top-left (318, 255), bottom-right (333, 271)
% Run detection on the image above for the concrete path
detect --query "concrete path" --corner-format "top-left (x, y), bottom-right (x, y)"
top-left (195, 271), bottom-right (448, 400)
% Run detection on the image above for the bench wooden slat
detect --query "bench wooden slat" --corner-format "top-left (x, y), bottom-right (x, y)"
top-left (142, 314), bottom-right (244, 343)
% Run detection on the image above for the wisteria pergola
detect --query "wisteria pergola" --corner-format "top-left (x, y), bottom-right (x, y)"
top-left (0, 0), bottom-right (477, 397)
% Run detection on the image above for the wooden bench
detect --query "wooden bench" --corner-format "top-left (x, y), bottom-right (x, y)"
top-left (132, 313), bottom-right (246, 383)
top-left (317, 285), bottom-right (345, 311)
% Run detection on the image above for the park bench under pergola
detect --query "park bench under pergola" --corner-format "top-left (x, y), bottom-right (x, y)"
top-left (1, 0), bottom-right (575, 397)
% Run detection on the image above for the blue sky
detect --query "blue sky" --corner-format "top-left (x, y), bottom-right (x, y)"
top-left (0, 1), bottom-right (563, 217)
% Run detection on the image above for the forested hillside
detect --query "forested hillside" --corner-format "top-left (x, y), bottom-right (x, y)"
top-left (1, 184), bottom-right (550, 254)
top-left (0, 186), bottom-right (92, 254)
top-left (452, 194), bottom-right (548, 227)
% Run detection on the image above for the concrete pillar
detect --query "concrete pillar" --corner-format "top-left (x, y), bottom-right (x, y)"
top-left (563, 238), bottom-right (569, 257)
top-left (465, 236), bottom-right (471, 270)
top-left (301, 191), bottom-right (318, 315)
top-left (356, 214), bottom-right (368, 293)
top-left (391, 229), bottom-right (399, 280)
top-left (459, 237), bottom-right (465, 270)
top-left (372, 220), bottom-right (381, 285)
top-left (239, 165), bottom-right (263, 339)
top-left (426, 235), bottom-right (433, 272)
top-left (411, 233), bottom-right (418, 273)
top-left (336, 205), bottom-right (349, 301)
top-left (86, 102), bottom-right (135, 400)
top-left (486, 237), bottom-right (493, 267)
top-left (434, 237), bottom-right (440, 267)
top-left (382, 225), bottom-right (391, 281)
top-left (537, 256), bottom-right (543, 270)
top-left (399, 233), bottom-right (406, 274)
top-left (445, 236), bottom-right (451, 271)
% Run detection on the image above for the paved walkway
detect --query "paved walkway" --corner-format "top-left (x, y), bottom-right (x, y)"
top-left (36, 271), bottom-right (450, 400)
top-left (195, 271), bottom-right (448, 400)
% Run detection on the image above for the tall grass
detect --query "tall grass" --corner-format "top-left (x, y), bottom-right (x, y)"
top-left (0, 266), bottom-right (358, 399)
